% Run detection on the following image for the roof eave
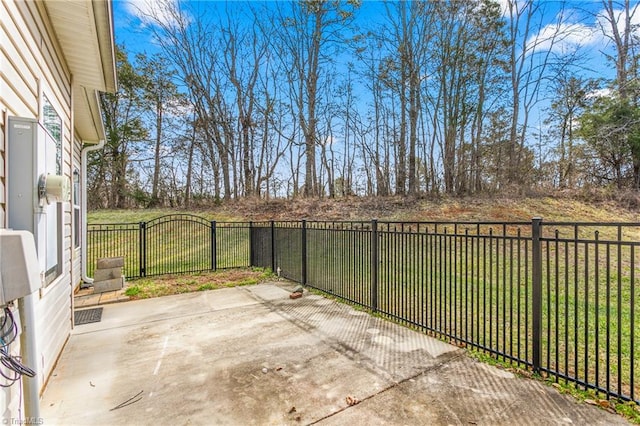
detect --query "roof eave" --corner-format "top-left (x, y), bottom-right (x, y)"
top-left (44, 0), bottom-right (117, 143)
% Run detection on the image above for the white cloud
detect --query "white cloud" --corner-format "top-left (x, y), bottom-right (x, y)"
top-left (166, 99), bottom-right (193, 118)
top-left (524, 3), bottom-right (640, 55)
top-left (594, 3), bottom-right (640, 43)
top-left (123, 0), bottom-right (188, 29)
top-left (586, 87), bottom-right (612, 99)
top-left (496, 0), bottom-right (528, 17)
top-left (526, 22), bottom-right (598, 54)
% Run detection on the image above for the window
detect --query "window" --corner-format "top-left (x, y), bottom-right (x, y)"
top-left (73, 168), bottom-right (81, 248)
top-left (43, 95), bottom-right (62, 174)
top-left (41, 95), bottom-right (63, 285)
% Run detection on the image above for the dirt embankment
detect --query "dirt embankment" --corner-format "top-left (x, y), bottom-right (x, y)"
top-left (209, 191), bottom-right (640, 223)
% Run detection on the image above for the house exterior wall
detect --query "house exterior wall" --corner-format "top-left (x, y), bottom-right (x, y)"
top-left (1, 0), bottom-right (81, 419)
top-left (1, 112), bottom-right (5, 228)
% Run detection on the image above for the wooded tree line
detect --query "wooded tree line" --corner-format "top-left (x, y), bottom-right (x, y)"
top-left (87, 0), bottom-right (640, 209)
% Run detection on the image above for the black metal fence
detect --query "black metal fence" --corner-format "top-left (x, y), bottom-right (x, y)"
top-left (88, 216), bottom-right (640, 404)
top-left (87, 215), bottom-right (250, 278)
top-left (251, 219), bottom-right (640, 405)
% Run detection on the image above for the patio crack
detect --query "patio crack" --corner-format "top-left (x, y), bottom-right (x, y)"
top-left (307, 350), bottom-right (466, 425)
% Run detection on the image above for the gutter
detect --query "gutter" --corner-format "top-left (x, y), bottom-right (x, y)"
top-left (80, 139), bottom-right (104, 285)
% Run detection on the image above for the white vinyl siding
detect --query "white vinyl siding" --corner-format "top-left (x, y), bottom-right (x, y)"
top-left (1, 0), bottom-right (74, 419)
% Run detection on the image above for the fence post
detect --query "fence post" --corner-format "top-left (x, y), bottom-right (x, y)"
top-left (249, 221), bottom-right (254, 267)
top-left (371, 219), bottom-right (378, 312)
top-left (211, 221), bottom-right (217, 271)
top-left (270, 220), bottom-right (276, 273)
top-left (139, 222), bottom-right (146, 278)
top-left (302, 220), bottom-right (307, 285)
top-left (532, 217), bottom-right (542, 373)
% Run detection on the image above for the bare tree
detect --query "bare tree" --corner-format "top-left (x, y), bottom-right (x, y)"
top-left (137, 52), bottom-right (183, 206)
top-left (374, 1), bottom-right (431, 195)
top-left (504, 0), bottom-right (563, 187)
top-left (601, 0), bottom-right (638, 101)
top-left (269, 0), bottom-right (359, 197)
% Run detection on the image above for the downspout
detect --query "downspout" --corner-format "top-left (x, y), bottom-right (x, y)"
top-left (80, 139), bottom-right (104, 285)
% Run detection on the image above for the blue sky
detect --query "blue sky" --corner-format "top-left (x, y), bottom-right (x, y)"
top-left (111, 0), bottom-right (640, 116)
top-left (112, 1), bottom-right (640, 60)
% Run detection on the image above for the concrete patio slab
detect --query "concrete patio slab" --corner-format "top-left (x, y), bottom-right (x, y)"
top-left (42, 282), bottom-right (629, 425)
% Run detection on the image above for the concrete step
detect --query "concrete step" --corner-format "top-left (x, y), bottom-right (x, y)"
top-left (93, 267), bottom-right (123, 281)
top-left (93, 276), bottom-right (124, 293)
top-left (97, 256), bottom-right (124, 269)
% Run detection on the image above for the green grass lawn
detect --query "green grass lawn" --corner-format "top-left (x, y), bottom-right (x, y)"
top-left (123, 268), bottom-right (273, 300)
top-left (88, 209), bottom-right (239, 223)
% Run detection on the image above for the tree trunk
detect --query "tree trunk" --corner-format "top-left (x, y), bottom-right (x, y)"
top-left (151, 105), bottom-right (163, 206)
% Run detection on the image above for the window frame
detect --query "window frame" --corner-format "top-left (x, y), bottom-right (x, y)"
top-left (73, 166), bottom-right (81, 249)
top-left (40, 92), bottom-right (64, 286)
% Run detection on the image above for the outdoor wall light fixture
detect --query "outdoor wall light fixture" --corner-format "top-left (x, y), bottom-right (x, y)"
top-left (37, 173), bottom-right (70, 205)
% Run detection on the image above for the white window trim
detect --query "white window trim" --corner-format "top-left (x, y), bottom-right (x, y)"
top-left (73, 164), bottom-right (81, 250)
top-left (39, 87), bottom-right (65, 287)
